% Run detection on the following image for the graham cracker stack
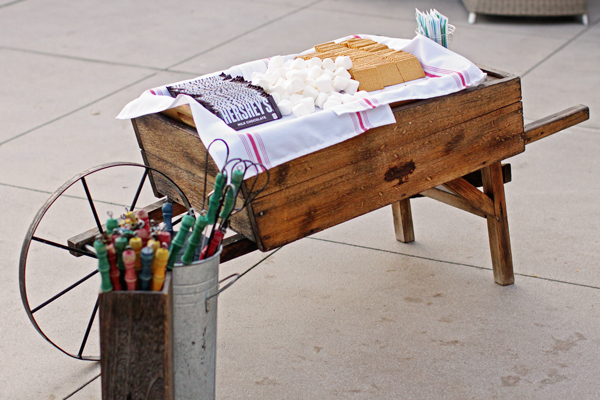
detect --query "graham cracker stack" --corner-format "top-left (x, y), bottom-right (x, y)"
top-left (294, 38), bottom-right (426, 92)
top-left (362, 43), bottom-right (389, 52)
top-left (350, 65), bottom-right (384, 91)
top-left (384, 51), bottom-right (426, 81)
top-left (347, 39), bottom-right (378, 49)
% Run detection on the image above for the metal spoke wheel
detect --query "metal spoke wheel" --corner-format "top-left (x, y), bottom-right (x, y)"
top-left (19, 162), bottom-right (191, 360)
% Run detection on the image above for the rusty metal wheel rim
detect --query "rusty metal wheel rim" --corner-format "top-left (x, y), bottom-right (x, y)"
top-left (19, 162), bottom-right (191, 360)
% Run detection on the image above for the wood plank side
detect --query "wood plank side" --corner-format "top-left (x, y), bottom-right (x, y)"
top-left (100, 274), bottom-right (174, 400)
top-left (253, 102), bottom-right (525, 250)
top-left (249, 76), bottom-right (522, 199)
top-left (142, 151), bottom-right (256, 241)
top-left (134, 114), bottom-right (256, 241)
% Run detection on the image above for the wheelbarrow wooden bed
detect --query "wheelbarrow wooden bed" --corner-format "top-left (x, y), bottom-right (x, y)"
top-left (131, 65), bottom-right (588, 286)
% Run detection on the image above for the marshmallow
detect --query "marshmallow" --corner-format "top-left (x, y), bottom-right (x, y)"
top-left (278, 99), bottom-right (293, 116)
top-left (305, 78), bottom-right (316, 89)
top-left (300, 97), bottom-right (315, 113)
top-left (281, 93), bottom-right (291, 100)
top-left (335, 56), bottom-right (353, 70)
top-left (283, 59), bottom-right (294, 68)
top-left (292, 103), bottom-right (310, 118)
top-left (302, 85), bottom-right (319, 100)
top-left (308, 65), bottom-right (324, 80)
top-left (332, 76), bottom-right (350, 92)
top-left (264, 71), bottom-right (280, 85)
top-left (268, 83), bottom-right (286, 96)
top-left (284, 78), bottom-right (305, 94)
top-left (290, 93), bottom-right (304, 105)
top-left (315, 92), bottom-right (329, 108)
top-left (269, 55), bottom-right (284, 69)
top-left (341, 93), bottom-right (356, 104)
top-left (328, 92), bottom-right (343, 103)
top-left (255, 78), bottom-right (271, 90)
top-left (276, 68), bottom-right (288, 79)
top-left (291, 58), bottom-right (306, 70)
top-left (323, 99), bottom-right (342, 110)
top-left (287, 69), bottom-right (308, 82)
top-left (334, 67), bottom-right (351, 80)
top-left (307, 57), bottom-right (322, 68)
top-left (322, 69), bottom-right (335, 79)
top-left (271, 92), bottom-right (282, 104)
top-left (344, 79), bottom-right (360, 95)
top-left (315, 75), bottom-right (333, 92)
top-left (322, 58), bottom-right (336, 71)
top-left (251, 71), bottom-right (264, 81)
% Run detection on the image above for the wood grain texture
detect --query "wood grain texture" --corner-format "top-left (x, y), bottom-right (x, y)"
top-left (392, 199), bottom-right (415, 242)
top-left (250, 74), bottom-right (522, 199)
top-left (100, 273), bottom-right (174, 400)
top-left (421, 187), bottom-right (487, 218)
top-left (253, 102), bottom-right (524, 250)
top-left (133, 115), bottom-right (255, 241)
top-left (481, 162), bottom-right (514, 286)
top-left (524, 104), bottom-right (589, 144)
top-left (443, 177), bottom-right (495, 217)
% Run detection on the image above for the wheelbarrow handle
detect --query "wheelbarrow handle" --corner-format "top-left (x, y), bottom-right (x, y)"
top-left (524, 104), bottom-right (589, 145)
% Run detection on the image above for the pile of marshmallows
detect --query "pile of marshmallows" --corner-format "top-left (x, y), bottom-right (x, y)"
top-left (251, 55), bottom-right (370, 118)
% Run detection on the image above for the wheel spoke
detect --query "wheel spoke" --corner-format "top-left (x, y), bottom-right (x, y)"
top-left (32, 236), bottom-right (97, 258)
top-left (77, 298), bottom-right (99, 359)
top-left (31, 270), bottom-right (99, 314)
top-left (81, 177), bottom-right (104, 235)
top-left (130, 168), bottom-right (149, 211)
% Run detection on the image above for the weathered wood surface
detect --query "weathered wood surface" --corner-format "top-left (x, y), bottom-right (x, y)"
top-left (100, 273), bottom-right (174, 400)
top-left (250, 74), bottom-right (522, 199)
top-left (443, 177), bottom-right (495, 217)
top-left (392, 199), bottom-right (415, 243)
top-left (133, 115), bottom-right (255, 241)
top-left (421, 187), bottom-right (488, 218)
top-left (524, 104), bottom-right (589, 144)
top-left (253, 101), bottom-right (524, 250)
top-left (482, 162), bottom-right (514, 285)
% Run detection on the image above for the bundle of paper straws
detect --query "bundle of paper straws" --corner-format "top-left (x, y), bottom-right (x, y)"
top-left (415, 9), bottom-right (450, 48)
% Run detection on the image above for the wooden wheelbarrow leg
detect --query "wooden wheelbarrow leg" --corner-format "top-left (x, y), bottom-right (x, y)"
top-left (392, 199), bottom-right (415, 243)
top-left (481, 162), bottom-right (514, 285)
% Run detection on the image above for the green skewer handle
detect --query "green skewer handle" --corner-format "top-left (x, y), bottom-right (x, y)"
top-left (219, 188), bottom-right (236, 222)
top-left (206, 172), bottom-right (226, 224)
top-left (106, 216), bottom-right (119, 235)
top-left (181, 214), bottom-right (209, 265)
top-left (167, 214), bottom-right (195, 270)
top-left (231, 168), bottom-right (244, 189)
top-left (93, 239), bottom-right (113, 292)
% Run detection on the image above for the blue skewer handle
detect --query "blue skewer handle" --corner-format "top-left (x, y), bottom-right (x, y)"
top-left (140, 246), bottom-right (154, 291)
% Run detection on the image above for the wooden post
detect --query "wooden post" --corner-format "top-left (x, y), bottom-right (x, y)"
top-left (481, 163), bottom-right (514, 285)
top-left (99, 273), bottom-right (174, 399)
top-left (392, 199), bottom-right (415, 243)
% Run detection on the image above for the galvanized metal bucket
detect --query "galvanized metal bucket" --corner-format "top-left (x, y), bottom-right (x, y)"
top-left (172, 247), bottom-right (238, 400)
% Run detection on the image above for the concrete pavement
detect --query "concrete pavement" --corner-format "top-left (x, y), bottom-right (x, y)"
top-left (1, 0), bottom-right (598, 398)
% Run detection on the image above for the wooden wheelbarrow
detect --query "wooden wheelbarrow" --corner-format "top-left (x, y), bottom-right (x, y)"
top-left (130, 65), bottom-right (588, 286)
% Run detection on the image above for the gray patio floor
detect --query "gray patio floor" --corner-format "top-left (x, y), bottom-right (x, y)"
top-left (1, 0), bottom-right (599, 399)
